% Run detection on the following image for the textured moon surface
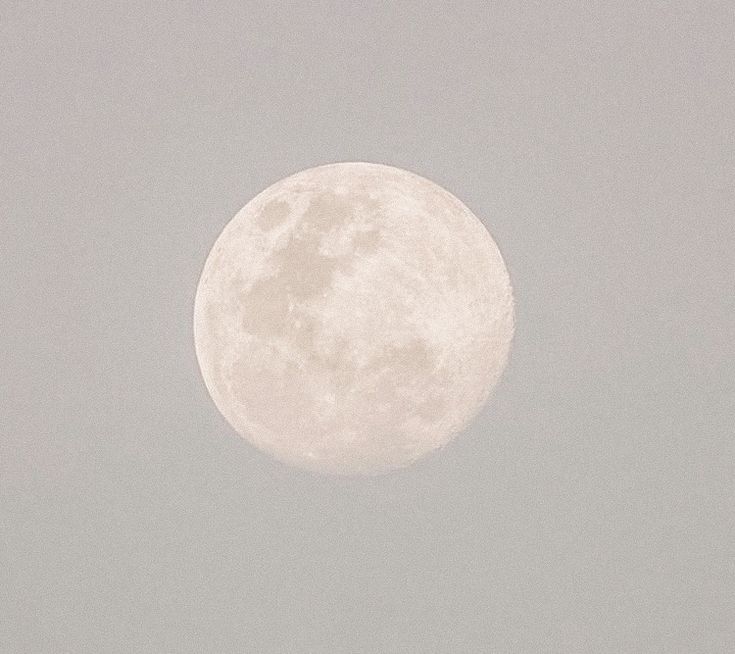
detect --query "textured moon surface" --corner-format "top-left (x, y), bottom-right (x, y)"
top-left (194, 163), bottom-right (514, 475)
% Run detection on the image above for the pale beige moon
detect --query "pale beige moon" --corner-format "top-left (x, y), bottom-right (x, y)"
top-left (194, 163), bottom-right (514, 475)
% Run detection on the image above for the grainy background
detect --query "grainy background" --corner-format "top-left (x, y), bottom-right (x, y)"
top-left (1, 2), bottom-right (733, 652)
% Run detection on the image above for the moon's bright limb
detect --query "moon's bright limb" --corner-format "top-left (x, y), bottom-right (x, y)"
top-left (194, 163), bottom-right (514, 475)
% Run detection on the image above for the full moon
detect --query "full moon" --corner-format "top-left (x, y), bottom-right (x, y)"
top-left (194, 163), bottom-right (514, 475)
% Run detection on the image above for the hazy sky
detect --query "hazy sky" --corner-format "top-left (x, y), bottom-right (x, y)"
top-left (2, 2), bottom-right (733, 652)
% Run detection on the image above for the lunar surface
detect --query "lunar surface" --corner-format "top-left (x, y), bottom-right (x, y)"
top-left (194, 163), bottom-right (514, 475)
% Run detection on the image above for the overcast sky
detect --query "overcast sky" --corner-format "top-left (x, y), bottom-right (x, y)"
top-left (2, 2), bottom-right (733, 652)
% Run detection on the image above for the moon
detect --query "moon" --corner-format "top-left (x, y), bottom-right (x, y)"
top-left (194, 163), bottom-right (514, 475)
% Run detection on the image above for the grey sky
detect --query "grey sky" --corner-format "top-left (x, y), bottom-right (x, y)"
top-left (2, 2), bottom-right (733, 652)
